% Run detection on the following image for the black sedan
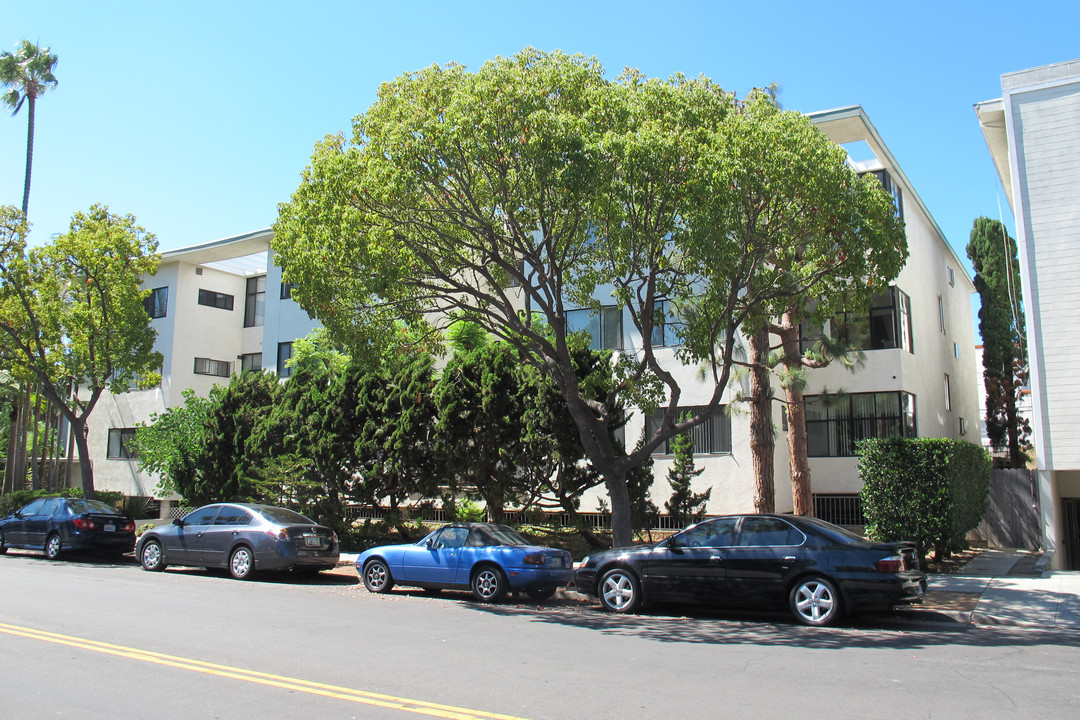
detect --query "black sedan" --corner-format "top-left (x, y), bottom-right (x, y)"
top-left (574, 514), bottom-right (926, 626)
top-left (136, 503), bottom-right (339, 580)
top-left (0, 497), bottom-right (136, 559)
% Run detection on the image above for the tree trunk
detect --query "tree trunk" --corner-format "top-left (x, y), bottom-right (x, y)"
top-left (29, 386), bottom-right (42, 488)
top-left (778, 323), bottom-right (814, 517)
top-left (749, 326), bottom-right (775, 513)
top-left (13, 388), bottom-right (30, 489)
top-left (21, 96), bottom-right (36, 218)
top-left (605, 471), bottom-right (632, 548)
top-left (4, 396), bottom-right (19, 493)
top-left (72, 419), bottom-right (96, 500)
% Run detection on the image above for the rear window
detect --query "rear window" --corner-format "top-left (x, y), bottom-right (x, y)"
top-left (256, 507), bottom-right (316, 525)
top-left (66, 499), bottom-right (120, 515)
top-left (798, 516), bottom-right (865, 544)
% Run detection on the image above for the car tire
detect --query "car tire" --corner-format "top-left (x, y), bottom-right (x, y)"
top-left (140, 540), bottom-right (167, 572)
top-left (44, 533), bottom-right (62, 560)
top-left (525, 586), bottom-right (558, 602)
top-left (0, 529), bottom-right (7, 554)
top-left (598, 568), bottom-right (642, 613)
top-left (789, 576), bottom-right (842, 627)
top-left (362, 559), bottom-right (395, 593)
top-left (228, 546), bottom-right (255, 580)
top-left (471, 565), bottom-right (507, 603)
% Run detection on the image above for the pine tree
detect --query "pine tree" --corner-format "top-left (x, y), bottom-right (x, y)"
top-left (664, 424), bottom-right (710, 527)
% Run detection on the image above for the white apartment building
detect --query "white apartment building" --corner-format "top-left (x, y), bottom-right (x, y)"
top-left (976, 59), bottom-right (1080, 570)
top-left (84, 106), bottom-right (978, 526)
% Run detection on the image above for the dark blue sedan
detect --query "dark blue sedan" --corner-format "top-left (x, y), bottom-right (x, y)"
top-left (0, 497), bottom-right (136, 559)
top-left (357, 522), bottom-right (573, 602)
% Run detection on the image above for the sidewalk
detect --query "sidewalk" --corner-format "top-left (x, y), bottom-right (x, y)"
top-left (917, 550), bottom-right (1080, 630)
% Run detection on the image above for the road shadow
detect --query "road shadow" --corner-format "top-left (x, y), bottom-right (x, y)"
top-left (461, 595), bottom-right (1080, 650)
top-left (159, 565), bottom-right (359, 586)
top-left (0, 548), bottom-right (137, 568)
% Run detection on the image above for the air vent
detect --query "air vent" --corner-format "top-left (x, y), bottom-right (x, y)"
top-left (195, 267), bottom-right (203, 275)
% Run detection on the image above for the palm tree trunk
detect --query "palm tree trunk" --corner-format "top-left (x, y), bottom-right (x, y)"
top-left (21, 95), bottom-right (36, 217)
top-left (29, 386), bottom-right (42, 488)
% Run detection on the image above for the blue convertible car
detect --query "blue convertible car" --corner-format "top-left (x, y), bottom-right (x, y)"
top-left (357, 522), bottom-right (573, 602)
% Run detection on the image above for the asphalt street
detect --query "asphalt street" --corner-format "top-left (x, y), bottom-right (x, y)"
top-left (2, 551), bottom-right (1078, 720)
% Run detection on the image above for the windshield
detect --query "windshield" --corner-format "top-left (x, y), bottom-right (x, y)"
top-left (255, 506), bottom-right (316, 525)
top-left (67, 499), bottom-right (121, 515)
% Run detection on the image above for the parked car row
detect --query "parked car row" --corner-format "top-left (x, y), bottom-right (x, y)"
top-left (0, 500), bottom-right (340, 580)
top-left (357, 514), bottom-right (927, 627)
top-left (2, 499), bottom-right (926, 627)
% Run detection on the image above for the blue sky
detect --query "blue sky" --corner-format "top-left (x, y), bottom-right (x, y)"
top-left (1, 0), bottom-right (1075, 281)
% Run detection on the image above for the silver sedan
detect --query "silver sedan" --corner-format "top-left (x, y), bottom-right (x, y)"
top-left (135, 503), bottom-right (339, 579)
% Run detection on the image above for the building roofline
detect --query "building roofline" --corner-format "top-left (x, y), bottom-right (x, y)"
top-left (808, 105), bottom-right (975, 290)
top-left (159, 228), bottom-right (273, 267)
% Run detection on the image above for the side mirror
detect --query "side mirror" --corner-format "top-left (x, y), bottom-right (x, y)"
top-left (172, 518), bottom-right (185, 527)
top-left (665, 536), bottom-right (683, 550)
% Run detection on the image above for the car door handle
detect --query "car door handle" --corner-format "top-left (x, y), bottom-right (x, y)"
top-left (783, 556), bottom-right (797, 563)
top-left (709, 555), bottom-right (723, 562)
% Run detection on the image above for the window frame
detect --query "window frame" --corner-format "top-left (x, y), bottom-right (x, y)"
top-left (240, 353), bottom-right (263, 373)
top-left (144, 286), bottom-right (168, 319)
top-left (277, 341), bottom-right (294, 378)
top-left (107, 428), bottom-right (138, 459)
top-left (244, 275), bottom-right (266, 328)
top-left (645, 404), bottom-right (733, 455)
top-left (193, 357), bottom-right (231, 378)
top-left (197, 289), bottom-right (234, 311)
top-left (565, 305), bottom-right (623, 351)
top-left (805, 391), bottom-right (918, 458)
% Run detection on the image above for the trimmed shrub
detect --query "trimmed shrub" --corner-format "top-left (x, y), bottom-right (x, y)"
top-left (858, 437), bottom-right (991, 561)
top-left (0, 488), bottom-right (82, 517)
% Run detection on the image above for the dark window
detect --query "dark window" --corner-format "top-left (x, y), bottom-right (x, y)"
top-left (650, 300), bottom-right (683, 347)
top-left (566, 306), bottom-right (622, 350)
top-left (181, 506), bottom-right (220, 526)
top-left (18, 499), bottom-right (46, 516)
top-left (737, 517), bottom-right (805, 547)
top-left (677, 517), bottom-right (738, 547)
top-left (860, 169), bottom-right (903, 222)
top-left (280, 282), bottom-right (295, 300)
top-left (213, 506), bottom-right (253, 526)
top-left (144, 287), bottom-right (168, 319)
top-left (39, 498), bottom-right (61, 516)
top-left (434, 527), bottom-right (469, 549)
top-left (822, 286), bottom-right (912, 354)
top-left (241, 353), bottom-right (262, 372)
top-left (244, 276), bottom-right (266, 328)
top-left (277, 342), bottom-right (293, 378)
top-left (646, 405), bottom-right (732, 455)
top-left (806, 391), bottom-right (917, 457)
top-left (194, 357), bottom-right (231, 377)
top-left (107, 428), bottom-right (137, 459)
top-left (198, 289), bottom-right (234, 311)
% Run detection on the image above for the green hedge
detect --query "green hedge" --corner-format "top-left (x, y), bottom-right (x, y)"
top-left (857, 437), bottom-right (991, 560)
top-left (0, 488), bottom-right (83, 517)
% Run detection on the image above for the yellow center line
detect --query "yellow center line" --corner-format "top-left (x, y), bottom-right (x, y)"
top-left (0, 622), bottom-right (532, 720)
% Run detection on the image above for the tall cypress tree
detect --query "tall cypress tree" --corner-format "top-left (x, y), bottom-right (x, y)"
top-left (967, 217), bottom-right (1030, 466)
top-left (664, 418), bottom-right (710, 527)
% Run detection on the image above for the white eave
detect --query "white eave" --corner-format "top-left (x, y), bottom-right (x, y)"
top-left (159, 228), bottom-right (273, 275)
top-left (807, 105), bottom-right (975, 291)
top-left (974, 98), bottom-right (1013, 210)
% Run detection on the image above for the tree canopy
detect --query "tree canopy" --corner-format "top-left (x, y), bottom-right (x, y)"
top-left (0, 204), bottom-right (161, 498)
top-left (274, 48), bottom-right (909, 545)
top-left (1, 40), bottom-right (59, 217)
top-left (967, 217), bottom-right (1029, 466)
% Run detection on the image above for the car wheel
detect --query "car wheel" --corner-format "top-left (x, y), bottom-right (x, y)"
top-left (228, 546), bottom-right (255, 580)
top-left (599, 568), bottom-right (642, 613)
top-left (44, 533), bottom-right (62, 560)
top-left (0, 529), bottom-right (7, 554)
top-left (525, 586), bottom-right (557, 602)
top-left (789, 576), bottom-right (842, 627)
top-left (471, 565), bottom-right (507, 603)
top-left (362, 559), bottom-right (395, 593)
top-left (140, 540), bottom-right (166, 571)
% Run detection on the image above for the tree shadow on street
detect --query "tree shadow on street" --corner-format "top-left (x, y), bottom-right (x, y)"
top-left (463, 595), bottom-right (1080, 650)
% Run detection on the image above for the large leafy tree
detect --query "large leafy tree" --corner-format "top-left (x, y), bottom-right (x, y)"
top-left (133, 387), bottom-right (223, 502)
top-left (731, 95), bottom-right (907, 516)
top-left (274, 49), bottom-right (903, 546)
top-left (0, 205), bottom-right (161, 499)
top-left (967, 217), bottom-right (1029, 467)
top-left (1, 40), bottom-right (58, 218)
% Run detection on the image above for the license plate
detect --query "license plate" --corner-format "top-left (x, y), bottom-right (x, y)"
top-left (304, 536), bottom-right (321, 547)
top-left (104, 523), bottom-right (116, 532)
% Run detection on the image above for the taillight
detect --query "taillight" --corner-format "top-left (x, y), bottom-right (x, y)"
top-left (876, 555), bottom-right (904, 573)
top-left (121, 521), bottom-right (136, 533)
top-left (522, 554), bottom-right (548, 566)
top-left (73, 517), bottom-right (96, 531)
top-left (266, 527), bottom-right (288, 541)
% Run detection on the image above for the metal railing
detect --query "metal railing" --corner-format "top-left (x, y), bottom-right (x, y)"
top-left (812, 494), bottom-right (865, 527)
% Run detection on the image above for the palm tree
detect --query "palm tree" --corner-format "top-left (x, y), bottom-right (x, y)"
top-left (0, 40), bottom-right (59, 219)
